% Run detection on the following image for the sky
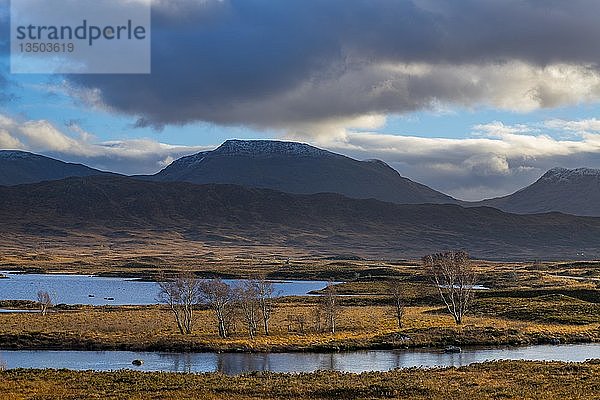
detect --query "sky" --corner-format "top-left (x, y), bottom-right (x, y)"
top-left (2, 0), bottom-right (600, 200)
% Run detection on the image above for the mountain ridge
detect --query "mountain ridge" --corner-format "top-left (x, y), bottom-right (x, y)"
top-left (3, 143), bottom-right (600, 217)
top-left (473, 166), bottom-right (600, 216)
top-left (0, 175), bottom-right (599, 260)
top-left (147, 139), bottom-right (457, 205)
top-left (0, 150), bottom-right (113, 186)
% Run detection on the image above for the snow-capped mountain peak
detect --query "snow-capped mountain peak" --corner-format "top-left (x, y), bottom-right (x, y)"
top-left (213, 139), bottom-right (334, 157)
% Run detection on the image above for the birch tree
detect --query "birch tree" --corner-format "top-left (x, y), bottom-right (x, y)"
top-left (386, 279), bottom-right (405, 329)
top-left (37, 290), bottom-right (52, 316)
top-left (422, 251), bottom-right (476, 325)
top-left (236, 281), bottom-right (260, 339)
top-left (158, 272), bottom-right (201, 334)
top-left (254, 276), bottom-right (275, 335)
top-left (321, 281), bottom-right (339, 334)
top-left (198, 278), bottom-right (235, 338)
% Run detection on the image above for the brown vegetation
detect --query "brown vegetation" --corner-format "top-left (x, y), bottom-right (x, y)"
top-left (1, 361), bottom-right (599, 399)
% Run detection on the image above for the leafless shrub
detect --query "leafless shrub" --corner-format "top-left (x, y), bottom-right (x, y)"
top-left (285, 313), bottom-right (307, 333)
top-left (295, 313), bottom-right (307, 333)
top-left (313, 304), bottom-right (322, 332)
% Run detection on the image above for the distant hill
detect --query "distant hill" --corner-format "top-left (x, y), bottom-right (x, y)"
top-left (147, 139), bottom-right (457, 205)
top-left (0, 150), bottom-right (111, 186)
top-left (473, 167), bottom-right (600, 217)
top-left (4, 146), bottom-right (600, 219)
top-left (1, 175), bottom-right (599, 260)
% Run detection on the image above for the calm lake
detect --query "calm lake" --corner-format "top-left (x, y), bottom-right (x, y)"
top-left (0, 271), bottom-right (330, 305)
top-left (0, 344), bottom-right (598, 374)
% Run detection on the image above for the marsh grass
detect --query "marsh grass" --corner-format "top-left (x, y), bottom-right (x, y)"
top-left (0, 361), bottom-right (599, 399)
top-left (1, 301), bottom-right (599, 351)
top-left (471, 294), bottom-right (600, 325)
top-left (1, 258), bottom-right (599, 351)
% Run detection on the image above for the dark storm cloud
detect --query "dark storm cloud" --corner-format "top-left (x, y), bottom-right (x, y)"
top-left (68, 0), bottom-right (600, 129)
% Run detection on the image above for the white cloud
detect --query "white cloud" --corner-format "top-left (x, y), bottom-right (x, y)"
top-left (316, 119), bottom-right (600, 200)
top-left (226, 61), bottom-right (600, 137)
top-left (544, 118), bottom-right (600, 134)
top-left (0, 114), bottom-right (206, 174)
top-left (4, 112), bottom-right (600, 201)
top-left (284, 114), bottom-right (387, 141)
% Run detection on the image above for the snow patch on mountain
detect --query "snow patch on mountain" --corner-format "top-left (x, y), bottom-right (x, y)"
top-left (541, 167), bottom-right (600, 182)
top-left (0, 150), bottom-right (39, 160)
top-left (213, 139), bottom-right (335, 157)
top-left (167, 151), bottom-right (210, 168)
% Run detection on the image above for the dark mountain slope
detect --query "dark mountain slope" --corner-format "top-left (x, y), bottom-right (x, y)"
top-left (148, 139), bottom-right (456, 205)
top-left (0, 150), bottom-right (111, 186)
top-left (474, 167), bottom-right (600, 216)
top-left (1, 176), bottom-right (598, 260)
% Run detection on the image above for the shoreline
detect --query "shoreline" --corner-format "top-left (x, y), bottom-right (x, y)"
top-left (1, 330), bottom-right (597, 353)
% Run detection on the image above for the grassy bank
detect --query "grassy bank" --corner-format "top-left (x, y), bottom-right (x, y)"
top-left (1, 299), bottom-right (599, 352)
top-left (1, 257), bottom-right (599, 352)
top-left (1, 360), bottom-right (599, 399)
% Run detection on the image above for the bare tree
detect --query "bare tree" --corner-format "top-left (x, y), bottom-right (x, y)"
top-left (253, 276), bottom-right (276, 336)
top-left (198, 278), bottom-right (235, 338)
top-left (387, 279), bottom-right (405, 329)
top-left (236, 282), bottom-right (260, 339)
top-left (286, 313), bottom-right (295, 332)
top-left (37, 290), bottom-right (52, 316)
top-left (313, 305), bottom-right (322, 333)
top-left (158, 272), bottom-right (201, 335)
top-left (321, 281), bottom-right (339, 334)
top-left (285, 313), bottom-right (307, 333)
top-left (423, 251), bottom-right (476, 325)
top-left (295, 313), bottom-right (307, 333)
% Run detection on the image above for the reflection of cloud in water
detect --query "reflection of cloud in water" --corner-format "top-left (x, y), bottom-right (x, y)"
top-left (2, 345), bottom-right (600, 373)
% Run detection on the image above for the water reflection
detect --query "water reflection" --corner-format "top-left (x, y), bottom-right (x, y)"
top-left (167, 352), bottom-right (196, 373)
top-left (1, 344), bottom-right (598, 374)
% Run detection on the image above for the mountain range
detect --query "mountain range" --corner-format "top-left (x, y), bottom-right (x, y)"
top-left (0, 175), bottom-right (598, 259)
top-left (4, 140), bottom-right (600, 217)
top-left (1, 139), bottom-right (600, 259)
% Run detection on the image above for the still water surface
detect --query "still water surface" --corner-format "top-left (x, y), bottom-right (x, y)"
top-left (0, 344), bottom-right (598, 374)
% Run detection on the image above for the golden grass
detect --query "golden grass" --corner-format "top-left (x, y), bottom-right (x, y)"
top-left (1, 251), bottom-right (599, 350)
top-left (1, 360), bottom-right (599, 399)
top-left (1, 301), bottom-right (598, 351)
